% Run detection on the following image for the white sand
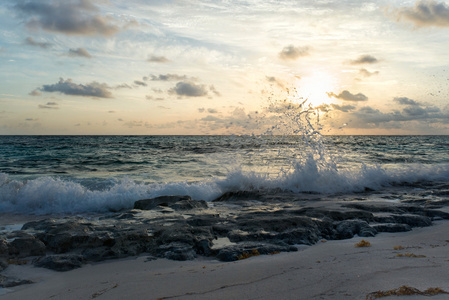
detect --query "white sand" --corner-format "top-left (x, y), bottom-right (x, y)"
top-left (2, 221), bottom-right (449, 300)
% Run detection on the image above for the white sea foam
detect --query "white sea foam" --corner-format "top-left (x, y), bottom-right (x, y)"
top-left (2, 161), bottom-right (449, 215)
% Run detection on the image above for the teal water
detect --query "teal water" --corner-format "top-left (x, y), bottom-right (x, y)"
top-left (1, 135), bottom-right (449, 214)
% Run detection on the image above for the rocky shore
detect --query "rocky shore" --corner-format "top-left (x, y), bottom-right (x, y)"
top-left (2, 189), bottom-right (449, 289)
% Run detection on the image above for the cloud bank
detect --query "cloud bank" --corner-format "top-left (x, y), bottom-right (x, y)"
top-left (392, 0), bottom-right (449, 28)
top-left (39, 78), bottom-right (112, 98)
top-left (328, 90), bottom-right (368, 102)
top-left (168, 81), bottom-right (208, 97)
top-left (15, 0), bottom-right (122, 36)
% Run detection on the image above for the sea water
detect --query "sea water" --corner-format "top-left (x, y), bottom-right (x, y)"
top-left (1, 134), bottom-right (449, 214)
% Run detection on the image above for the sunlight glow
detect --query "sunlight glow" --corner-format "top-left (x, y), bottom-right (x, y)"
top-left (295, 72), bottom-right (336, 107)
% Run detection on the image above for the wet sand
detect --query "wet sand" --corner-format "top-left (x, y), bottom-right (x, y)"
top-left (2, 220), bottom-right (449, 300)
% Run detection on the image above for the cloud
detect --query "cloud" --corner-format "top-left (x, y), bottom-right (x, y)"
top-left (29, 89), bottom-right (42, 96)
top-left (24, 37), bottom-right (52, 49)
top-left (350, 55), bottom-right (378, 65)
top-left (403, 105), bottom-right (440, 116)
top-left (68, 48), bottom-right (92, 58)
top-left (209, 85), bottom-right (221, 97)
top-left (393, 97), bottom-right (421, 106)
top-left (146, 95), bottom-right (165, 101)
top-left (38, 102), bottom-right (59, 109)
top-left (266, 76), bottom-right (285, 88)
top-left (207, 108), bottom-right (219, 113)
top-left (279, 45), bottom-right (309, 60)
top-left (134, 80), bottom-right (147, 87)
top-left (358, 68), bottom-right (379, 77)
top-left (115, 83), bottom-right (132, 89)
top-left (168, 81), bottom-right (208, 97)
top-left (152, 88), bottom-right (164, 94)
top-left (347, 102), bottom-right (448, 129)
top-left (391, 0), bottom-right (449, 28)
top-left (39, 78), bottom-right (112, 98)
top-left (149, 74), bottom-right (189, 81)
top-left (147, 55), bottom-right (170, 63)
top-left (15, 0), bottom-right (122, 36)
top-left (330, 103), bottom-right (356, 112)
top-left (328, 90), bottom-right (368, 101)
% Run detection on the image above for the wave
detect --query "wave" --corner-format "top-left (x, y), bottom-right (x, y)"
top-left (2, 160), bottom-right (449, 215)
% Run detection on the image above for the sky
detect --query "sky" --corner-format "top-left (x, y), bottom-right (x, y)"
top-left (1, 0), bottom-right (449, 135)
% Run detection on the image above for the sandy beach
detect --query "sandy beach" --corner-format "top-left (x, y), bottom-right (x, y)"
top-left (2, 220), bottom-right (449, 300)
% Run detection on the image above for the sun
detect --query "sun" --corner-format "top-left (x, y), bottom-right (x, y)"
top-left (295, 72), bottom-right (336, 107)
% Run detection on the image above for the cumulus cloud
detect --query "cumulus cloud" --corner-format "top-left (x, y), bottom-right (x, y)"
top-left (68, 48), bottom-right (92, 58)
top-left (39, 78), bottom-right (112, 98)
top-left (279, 45), bottom-right (309, 60)
top-left (134, 80), bottom-right (147, 87)
top-left (147, 55), bottom-right (170, 63)
top-left (24, 37), bottom-right (52, 49)
top-left (358, 68), bottom-right (379, 77)
top-left (393, 96), bottom-right (421, 106)
top-left (350, 55), bottom-right (379, 65)
top-left (168, 81), bottom-right (208, 97)
top-left (331, 103), bottom-right (356, 112)
top-left (327, 90), bottom-right (368, 101)
top-left (391, 0), bottom-right (449, 28)
top-left (14, 0), bottom-right (122, 36)
top-left (38, 102), bottom-right (59, 109)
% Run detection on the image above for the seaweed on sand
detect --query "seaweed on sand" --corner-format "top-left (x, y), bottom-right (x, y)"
top-left (366, 285), bottom-right (448, 299)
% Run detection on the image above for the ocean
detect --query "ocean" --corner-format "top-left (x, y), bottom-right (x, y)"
top-left (1, 134), bottom-right (449, 215)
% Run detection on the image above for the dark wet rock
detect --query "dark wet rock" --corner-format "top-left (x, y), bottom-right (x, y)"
top-left (157, 242), bottom-right (197, 261)
top-left (374, 214), bottom-right (432, 227)
top-left (34, 254), bottom-right (85, 271)
top-left (231, 214), bottom-right (335, 244)
top-left (186, 215), bottom-right (221, 227)
top-left (216, 243), bottom-right (297, 262)
top-left (0, 274), bottom-right (33, 288)
top-left (335, 220), bottom-right (377, 239)
top-left (213, 191), bottom-right (262, 202)
top-left (108, 229), bottom-right (153, 257)
top-left (134, 195), bottom-right (208, 210)
top-left (2, 191), bottom-right (449, 280)
top-left (372, 223), bottom-right (412, 233)
top-left (294, 207), bottom-right (374, 222)
top-left (8, 236), bottom-right (46, 258)
top-left (344, 203), bottom-right (449, 220)
top-left (0, 238), bottom-right (8, 258)
top-left (0, 258), bottom-right (7, 272)
top-left (195, 239), bottom-right (214, 256)
top-left (343, 203), bottom-right (406, 214)
top-left (425, 199), bottom-right (449, 208)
